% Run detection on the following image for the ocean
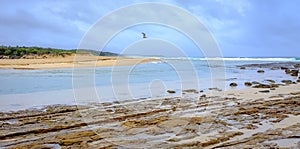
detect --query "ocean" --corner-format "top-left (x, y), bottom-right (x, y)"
top-left (0, 57), bottom-right (298, 111)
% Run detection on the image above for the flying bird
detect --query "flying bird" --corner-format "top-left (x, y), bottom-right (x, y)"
top-left (141, 32), bottom-right (147, 38)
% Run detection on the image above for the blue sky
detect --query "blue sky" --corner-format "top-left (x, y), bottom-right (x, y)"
top-left (1, 0), bottom-right (300, 57)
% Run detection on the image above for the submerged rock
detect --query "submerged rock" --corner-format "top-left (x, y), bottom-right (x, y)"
top-left (257, 70), bottom-right (265, 73)
top-left (208, 87), bottom-right (222, 91)
top-left (252, 84), bottom-right (271, 88)
top-left (244, 82), bottom-right (252, 87)
top-left (252, 81), bottom-right (260, 85)
top-left (281, 80), bottom-right (293, 84)
top-left (290, 69), bottom-right (299, 76)
top-left (270, 67), bottom-right (279, 70)
top-left (265, 79), bottom-right (275, 83)
top-left (229, 82), bottom-right (238, 87)
top-left (182, 89), bottom-right (198, 94)
top-left (167, 90), bottom-right (176, 94)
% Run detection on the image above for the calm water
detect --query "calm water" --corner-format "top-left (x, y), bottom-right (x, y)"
top-left (0, 58), bottom-right (298, 111)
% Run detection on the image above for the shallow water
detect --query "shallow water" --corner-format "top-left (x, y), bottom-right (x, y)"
top-left (0, 58), bottom-right (298, 111)
top-left (266, 139), bottom-right (300, 148)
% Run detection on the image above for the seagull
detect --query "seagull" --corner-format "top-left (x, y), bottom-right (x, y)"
top-left (141, 32), bottom-right (147, 38)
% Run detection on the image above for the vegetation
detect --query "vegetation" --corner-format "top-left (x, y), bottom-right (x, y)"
top-left (76, 49), bottom-right (118, 56)
top-left (0, 46), bottom-right (118, 59)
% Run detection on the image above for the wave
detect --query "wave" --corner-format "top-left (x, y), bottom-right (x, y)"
top-left (160, 57), bottom-right (299, 61)
top-left (150, 61), bottom-right (163, 64)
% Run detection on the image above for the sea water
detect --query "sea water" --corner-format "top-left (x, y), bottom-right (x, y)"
top-left (0, 57), bottom-right (298, 111)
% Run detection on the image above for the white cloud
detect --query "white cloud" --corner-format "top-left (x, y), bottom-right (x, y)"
top-left (215, 0), bottom-right (251, 16)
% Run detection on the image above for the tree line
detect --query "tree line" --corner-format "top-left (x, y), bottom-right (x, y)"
top-left (0, 46), bottom-right (118, 58)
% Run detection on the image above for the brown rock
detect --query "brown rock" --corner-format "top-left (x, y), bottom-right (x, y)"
top-left (252, 81), bottom-right (260, 84)
top-left (56, 130), bottom-right (99, 146)
top-left (259, 90), bottom-right (270, 93)
top-left (257, 70), bottom-right (265, 73)
top-left (167, 90), bottom-right (176, 94)
top-left (269, 84), bottom-right (279, 88)
top-left (102, 102), bottom-right (112, 106)
top-left (240, 66), bottom-right (246, 69)
top-left (242, 124), bottom-right (258, 129)
top-left (113, 101), bottom-right (120, 104)
top-left (56, 131), bottom-right (97, 140)
top-left (106, 109), bottom-right (113, 112)
top-left (122, 116), bottom-right (169, 128)
top-left (208, 87), bottom-right (222, 91)
top-left (235, 108), bottom-right (259, 115)
top-left (252, 84), bottom-right (270, 88)
top-left (183, 89), bottom-right (198, 93)
top-left (290, 69), bottom-right (299, 76)
top-left (244, 82), bottom-right (252, 86)
top-left (281, 80), bottom-right (293, 84)
top-left (265, 79), bottom-right (275, 83)
top-left (60, 138), bottom-right (85, 146)
top-left (171, 106), bottom-right (177, 111)
top-left (229, 82), bottom-right (238, 87)
top-left (199, 94), bottom-right (206, 99)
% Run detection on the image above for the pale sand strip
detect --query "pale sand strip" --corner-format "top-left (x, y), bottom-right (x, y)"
top-left (210, 83), bottom-right (300, 101)
top-left (0, 55), bottom-right (159, 70)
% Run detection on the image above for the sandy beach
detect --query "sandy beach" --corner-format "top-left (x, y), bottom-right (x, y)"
top-left (0, 62), bottom-right (299, 148)
top-left (0, 54), bottom-right (158, 70)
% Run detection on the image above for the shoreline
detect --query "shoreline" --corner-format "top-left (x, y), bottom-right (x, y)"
top-left (0, 54), bottom-right (159, 70)
top-left (0, 83), bottom-right (299, 148)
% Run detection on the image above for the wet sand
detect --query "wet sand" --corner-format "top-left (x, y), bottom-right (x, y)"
top-left (0, 54), bottom-right (159, 70)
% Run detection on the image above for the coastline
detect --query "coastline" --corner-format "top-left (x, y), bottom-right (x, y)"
top-left (0, 54), bottom-right (159, 70)
top-left (0, 61), bottom-right (299, 148)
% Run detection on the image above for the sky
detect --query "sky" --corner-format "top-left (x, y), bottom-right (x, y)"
top-left (0, 0), bottom-right (300, 57)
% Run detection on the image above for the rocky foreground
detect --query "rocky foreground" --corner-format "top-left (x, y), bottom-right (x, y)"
top-left (0, 83), bottom-right (299, 148)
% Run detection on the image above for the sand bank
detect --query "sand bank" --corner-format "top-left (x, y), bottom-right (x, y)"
top-left (0, 54), bottom-right (158, 70)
